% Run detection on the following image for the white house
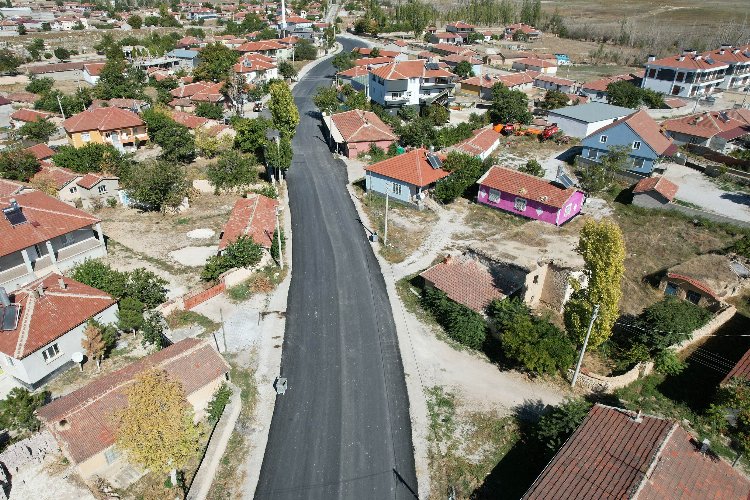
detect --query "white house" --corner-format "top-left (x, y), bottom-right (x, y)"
top-left (233, 53), bottom-right (278, 84)
top-left (0, 274), bottom-right (118, 388)
top-left (368, 59), bottom-right (456, 112)
top-left (641, 49), bottom-right (729, 98)
top-left (547, 102), bottom-right (635, 138)
top-left (83, 62), bottom-right (105, 85)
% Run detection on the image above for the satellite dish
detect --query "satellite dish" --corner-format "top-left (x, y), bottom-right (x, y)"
top-left (71, 352), bottom-right (84, 363)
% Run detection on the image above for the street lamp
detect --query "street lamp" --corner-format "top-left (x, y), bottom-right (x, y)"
top-left (275, 205), bottom-right (284, 270)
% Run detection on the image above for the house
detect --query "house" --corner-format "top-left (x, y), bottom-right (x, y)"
top-left (0, 274), bottom-right (117, 388)
top-left (512, 57), bottom-right (557, 75)
top-left (523, 404), bottom-right (750, 500)
top-left (476, 166), bottom-right (585, 225)
top-left (10, 108), bottom-right (56, 129)
top-left (337, 65), bottom-right (370, 93)
top-left (704, 44), bottom-right (750, 90)
top-left (31, 166), bottom-right (82, 204)
top-left (325, 109), bottom-right (397, 159)
top-left (37, 338), bottom-right (230, 483)
top-left (641, 49), bottom-right (729, 98)
top-left (62, 107), bottom-right (148, 151)
top-left (169, 81), bottom-right (225, 110)
top-left (75, 172), bottom-right (121, 208)
top-left (176, 36), bottom-right (204, 48)
top-left (632, 176), bottom-right (679, 208)
top-left (364, 148), bottom-right (449, 204)
top-left (236, 40), bottom-right (287, 59)
top-left (446, 126), bottom-right (501, 160)
top-left (662, 109), bottom-right (750, 150)
top-left (579, 72), bottom-right (643, 103)
top-left (659, 254), bottom-right (749, 311)
top-left (89, 98), bottom-right (149, 113)
top-left (581, 109), bottom-right (677, 174)
top-left (505, 23), bottom-right (542, 41)
top-left (353, 56), bottom-right (396, 69)
top-left (0, 95), bottom-right (11, 127)
top-left (352, 47), bottom-right (403, 60)
top-left (233, 53), bottom-right (278, 84)
top-left (442, 54), bottom-right (483, 76)
top-left (547, 102), bottom-right (635, 138)
top-left (445, 21), bottom-right (476, 44)
top-left (0, 179), bottom-right (24, 197)
top-left (165, 49), bottom-right (201, 69)
top-left (170, 110), bottom-right (209, 131)
top-left (0, 191), bottom-right (106, 293)
top-left (533, 74), bottom-right (576, 94)
top-left (429, 32), bottom-right (463, 45)
top-left (219, 194), bottom-right (279, 251)
top-left (459, 72), bottom-right (535, 100)
top-left (368, 60), bottom-right (456, 112)
top-left (429, 43), bottom-right (477, 58)
top-left (82, 62), bottom-right (105, 85)
top-left (7, 91), bottom-right (40, 107)
top-left (25, 143), bottom-right (56, 162)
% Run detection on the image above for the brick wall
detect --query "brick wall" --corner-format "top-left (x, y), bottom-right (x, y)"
top-left (183, 282), bottom-right (226, 310)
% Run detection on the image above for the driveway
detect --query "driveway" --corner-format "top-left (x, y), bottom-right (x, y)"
top-left (663, 163), bottom-right (750, 223)
top-left (253, 37), bottom-right (418, 500)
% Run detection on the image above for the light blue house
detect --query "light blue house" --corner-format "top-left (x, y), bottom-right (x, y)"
top-left (166, 49), bottom-right (200, 69)
top-left (364, 148), bottom-right (448, 204)
top-left (580, 109), bottom-right (677, 175)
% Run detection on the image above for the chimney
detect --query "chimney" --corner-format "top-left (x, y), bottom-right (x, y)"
top-left (647, 55), bottom-right (656, 62)
top-left (695, 55), bottom-right (702, 61)
top-left (58, 277), bottom-right (66, 290)
top-left (678, 55), bottom-right (685, 62)
top-left (700, 438), bottom-right (710, 454)
top-left (682, 48), bottom-right (696, 56)
top-left (633, 409), bottom-right (643, 423)
top-left (37, 284), bottom-right (45, 297)
top-left (720, 43), bottom-right (732, 50)
top-left (0, 287), bottom-right (9, 308)
top-left (556, 165), bottom-right (564, 179)
top-left (444, 254), bottom-right (453, 264)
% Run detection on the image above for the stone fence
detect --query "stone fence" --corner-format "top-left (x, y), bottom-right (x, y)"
top-left (155, 267), bottom-right (258, 317)
top-left (647, 202), bottom-right (750, 229)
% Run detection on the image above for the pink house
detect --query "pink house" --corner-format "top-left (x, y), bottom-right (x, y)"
top-left (326, 109), bottom-right (397, 159)
top-left (476, 166), bottom-right (585, 225)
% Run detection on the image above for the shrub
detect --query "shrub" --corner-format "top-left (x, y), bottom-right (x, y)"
top-left (534, 398), bottom-right (592, 456)
top-left (422, 287), bottom-right (486, 349)
top-left (207, 383), bottom-right (232, 424)
top-left (123, 160), bottom-right (188, 212)
top-left (201, 236), bottom-right (263, 282)
top-left (635, 297), bottom-right (711, 353)
top-left (519, 159), bottom-right (544, 177)
top-left (0, 388), bottom-right (49, 433)
top-left (270, 228), bottom-right (285, 262)
top-left (433, 152), bottom-right (489, 203)
top-left (72, 260), bottom-right (167, 307)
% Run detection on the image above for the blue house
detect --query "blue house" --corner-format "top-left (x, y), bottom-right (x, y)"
top-left (364, 148), bottom-right (448, 204)
top-left (580, 109), bottom-right (676, 175)
top-left (166, 49), bottom-right (200, 70)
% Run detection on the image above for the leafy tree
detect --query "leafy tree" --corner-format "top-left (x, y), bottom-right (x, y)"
top-left (124, 160), bottom-right (189, 211)
top-left (53, 47), bottom-right (71, 61)
top-left (606, 80), bottom-right (642, 108)
top-left (278, 60), bottom-right (298, 80)
top-left (578, 145), bottom-right (630, 192)
top-left (642, 89), bottom-right (666, 109)
top-left (92, 57), bottom-right (145, 100)
top-left (127, 268), bottom-right (168, 308)
top-left (0, 150), bottom-right (40, 181)
top-left (452, 60), bottom-right (474, 78)
top-left (18, 118), bottom-right (56, 143)
top-left (423, 103), bottom-right (449, 126)
top-left (519, 159), bottom-right (544, 177)
top-left (195, 129), bottom-right (232, 159)
top-left (127, 14), bottom-right (143, 29)
top-left (0, 388), bottom-right (49, 433)
top-left (34, 88), bottom-right (91, 117)
top-left (397, 116), bottom-right (437, 147)
top-left (233, 116), bottom-right (271, 158)
top-left (195, 102), bottom-right (224, 120)
top-left (141, 311), bottom-right (167, 348)
top-left (564, 219), bottom-right (625, 349)
top-left (540, 89), bottom-right (569, 110)
top-left (628, 297), bottom-right (711, 354)
top-left (207, 150), bottom-right (257, 192)
top-left (488, 83), bottom-right (532, 125)
top-left (141, 107), bottom-right (175, 140)
top-left (422, 287), bottom-right (486, 349)
top-left (53, 143), bottom-right (130, 175)
top-left (156, 123), bottom-right (196, 163)
top-left (27, 38), bottom-right (45, 61)
top-left (17, 24), bottom-right (26, 36)
top-left (331, 51), bottom-right (355, 72)
top-left (294, 39), bottom-right (317, 61)
top-left (708, 378), bottom-right (750, 455)
top-left (654, 349), bottom-right (686, 375)
top-left (115, 369), bottom-right (201, 474)
top-left (193, 43), bottom-right (237, 82)
top-left (434, 152), bottom-right (489, 203)
top-left (82, 320), bottom-right (107, 370)
top-left (313, 86), bottom-right (339, 114)
top-left (72, 260), bottom-right (129, 299)
top-left (268, 81), bottom-right (299, 139)
top-left (534, 398), bottom-right (592, 455)
top-left (343, 88), bottom-right (368, 111)
top-left (25, 75), bottom-right (54, 94)
top-left (118, 296), bottom-right (145, 333)
top-left (0, 49), bottom-right (23, 75)
top-left (201, 236), bottom-right (263, 282)
top-left (265, 136), bottom-right (293, 176)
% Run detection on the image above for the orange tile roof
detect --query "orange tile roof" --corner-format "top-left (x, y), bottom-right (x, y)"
top-left (0, 179), bottom-right (24, 197)
top-left (420, 255), bottom-right (505, 313)
top-left (477, 166), bottom-right (577, 209)
top-left (7, 91), bottom-right (39, 103)
top-left (534, 73), bottom-right (575, 86)
top-left (702, 45), bottom-right (750, 65)
top-left (647, 52), bottom-right (729, 70)
top-left (0, 191), bottom-right (99, 257)
top-left (461, 71), bottom-right (534, 89)
top-left (353, 56), bottom-right (395, 67)
top-left (171, 111), bottom-right (209, 129)
top-left (25, 143), bottom-right (56, 160)
top-left (236, 40), bottom-right (285, 53)
top-left (83, 62), bottom-right (105, 76)
top-left (62, 107), bottom-right (144, 133)
top-left (593, 109), bottom-right (675, 155)
top-left (77, 172), bottom-right (117, 190)
top-left (352, 47), bottom-right (400, 58)
top-left (663, 108), bottom-right (750, 139)
top-left (219, 194), bottom-right (279, 250)
top-left (448, 126), bottom-right (500, 157)
top-left (370, 60), bottom-right (454, 80)
top-left (364, 148), bottom-right (449, 187)
top-left (11, 108), bottom-right (54, 123)
top-left (506, 23), bottom-right (540, 34)
top-left (337, 65), bottom-right (370, 78)
top-left (234, 53), bottom-right (278, 73)
top-left (633, 176), bottom-right (679, 201)
top-left (31, 165), bottom-right (80, 190)
top-left (515, 57), bottom-right (557, 68)
top-left (430, 43), bottom-right (477, 56)
top-left (0, 274), bottom-right (116, 359)
top-left (331, 109), bottom-right (396, 144)
top-left (443, 53), bottom-right (482, 65)
top-left (37, 338), bottom-right (229, 464)
top-left (581, 72), bottom-right (643, 92)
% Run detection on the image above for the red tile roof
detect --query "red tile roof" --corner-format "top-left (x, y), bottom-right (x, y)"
top-left (0, 96), bottom-right (11, 106)
top-left (515, 57), bottom-right (557, 68)
top-left (0, 179), bottom-right (24, 197)
top-left (448, 126), bottom-right (500, 157)
top-left (647, 52), bottom-right (729, 71)
top-left (353, 56), bottom-right (395, 67)
top-left (633, 176), bottom-right (679, 201)
top-left (534, 73), bottom-right (575, 87)
top-left (337, 65), bottom-right (370, 78)
top-left (31, 166), bottom-right (80, 190)
top-left (702, 45), bottom-right (750, 66)
top-left (442, 53), bottom-right (482, 65)
top-left (433, 32), bottom-right (461, 40)
top-left (11, 108), bottom-right (54, 123)
top-left (478, 166), bottom-right (578, 209)
top-left (364, 148), bottom-right (449, 187)
top-left (448, 21), bottom-right (475, 30)
top-left (663, 108), bottom-right (750, 140)
top-left (723, 348), bottom-right (750, 384)
top-left (370, 60), bottom-right (454, 80)
top-left (37, 338), bottom-right (230, 464)
top-left (7, 91), bottom-right (39, 104)
top-left (62, 107), bottom-right (144, 133)
top-left (236, 40), bottom-right (285, 53)
top-left (25, 143), bottom-right (56, 160)
top-left (0, 191), bottom-right (100, 257)
top-left (83, 62), bottom-right (105, 76)
top-left (461, 72), bottom-right (534, 89)
top-left (420, 254), bottom-right (505, 312)
top-left (524, 404), bottom-right (750, 499)
top-left (429, 43), bottom-right (477, 56)
top-left (219, 194), bottom-right (279, 250)
top-left (77, 172), bottom-right (117, 190)
top-left (330, 109), bottom-right (396, 144)
top-left (593, 109), bottom-right (675, 155)
top-left (352, 47), bottom-right (400, 59)
top-left (0, 274), bottom-right (115, 359)
top-left (506, 23), bottom-right (541, 35)
top-left (580, 72), bottom-right (643, 92)
top-left (171, 111), bottom-right (209, 129)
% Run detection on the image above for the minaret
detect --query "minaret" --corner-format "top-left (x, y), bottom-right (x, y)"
top-left (280, 0), bottom-right (287, 35)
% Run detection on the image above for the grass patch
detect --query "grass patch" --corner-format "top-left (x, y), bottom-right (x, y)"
top-left (226, 265), bottom-right (288, 302)
top-left (166, 310), bottom-right (220, 334)
top-left (107, 238), bottom-right (191, 276)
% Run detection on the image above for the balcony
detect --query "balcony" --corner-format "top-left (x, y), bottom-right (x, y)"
top-left (56, 237), bottom-right (105, 263)
top-left (383, 93), bottom-right (410, 104)
top-left (0, 263), bottom-right (32, 290)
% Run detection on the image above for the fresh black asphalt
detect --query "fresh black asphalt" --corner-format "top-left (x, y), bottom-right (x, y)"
top-left (253, 38), bottom-right (419, 500)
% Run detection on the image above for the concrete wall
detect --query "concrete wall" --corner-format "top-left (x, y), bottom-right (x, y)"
top-left (184, 282), bottom-right (226, 310)
top-left (568, 362), bottom-right (654, 392)
top-left (632, 192), bottom-right (670, 209)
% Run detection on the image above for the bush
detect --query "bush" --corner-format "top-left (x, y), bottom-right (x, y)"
top-left (534, 398), bottom-right (592, 456)
top-left (201, 236), bottom-right (263, 282)
top-left (141, 310), bottom-right (167, 348)
top-left (72, 260), bottom-right (167, 307)
top-left (422, 287), bottom-right (486, 349)
top-left (654, 349), bottom-right (686, 375)
top-left (270, 228), bottom-right (285, 262)
top-left (433, 152), bottom-right (489, 203)
top-left (207, 150), bottom-right (258, 192)
top-left (123, 160), bottom-right (188, 212)
top-left (52, 143), bottom-right (130, 175)
top-left (519, 159), bottom-right (544, 177)
top-left (635, 297), bottom-right (711, 353)
top-left (195, 102), bottom-right (224, 120)
top-left (0, 149), bottom-right (40, 181)
top-left (207, 383), bottom-right (232, 424)
top-left (25, 76), bottom-right (54, 94)
top-left (0, 388), bottom-right (49, 433)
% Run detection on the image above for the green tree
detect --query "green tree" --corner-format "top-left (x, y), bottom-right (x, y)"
top-left (631, 297), bottom-right (711, 354)
top-left (72, 260), bottom-right (129, 299)
top-left (578, 145), bottom-right (630, 192)
top-left (193, 43), bottom-right (237, 82)
top-left (452, 60), bottom-right (474, 78)
top-left (540, 89), bottom-right (569, 110)
top-left (423, 103), bottom-right (449, 126)
top-left (207, 383), bottom-right (232, 424)
top-left (156, 123), bottom-right (196, 163)
top-left (422, 287), bottom-right (486, 349)
top-left (606, 81), bottom-right (642, 108)
top-left (115, 369), bottom-right (201, 475)
top-left (433, 152), bottom-right (488, 203)
top-left (294, 39), bottom-right (317, 60)
top-left (268, 81), bottom-right (299, 139)
top-left (124, 160), bottom-right (188, 211)
top-left (27, 38), bottom-right (45, 61)
top-left (534, 398), bottom-right (592, 455)
top-left (313, 86), bottom-right (340, 114)
top-left (127, 268), bottom-right (168, 308)
top-left (265, 136), bottom-right (293, 176)
top-left (53, 47), bottom-right (71, 61)
top-left (117, 296), bottom-right (145, 333)
top-left (52, 143), bottom-right (130, 175)
top-left (92, 58), bottom-right (145, 100)
top-left (0, 388), bottom-right (49, 433)
top-left (518, 159), bottom-right (544, 177)
top-left (564, 218), bottom-right (626, 349)
top-left (127, 14), bottom-right (143, 29)
top-left (278, 60), bottom-right (298, 80)
top-left (207, 150), bottom-right (257, 192)
top-left (489, 83), bottom-right (532, 125)
top-left (0, 149), bottom-right (40, 181)
top-left (25, 75), bottom-right (54, 94)
top-left (233, 116), bottom-right (271, 157)
top-left (17, 25), bottom-right (26, 36)
top-left (708, 378), bottom-right (750, 455)
top-left (18, 118), bottom-right (56, 143)
top-left (343, 88), bottom-right (369, 111)
top-left (202, 236), bottom-right (264, 282)
top-left (141, 311), bottom-right (167, 348)
top-left (0, 49), bottom-right (23, 75)
top-left (331, 51), bottom-right (355, 72)
top-left (195, 102), bottom-right (224, 119)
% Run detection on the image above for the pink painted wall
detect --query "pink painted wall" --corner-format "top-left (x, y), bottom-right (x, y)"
top-left (477, 185), bottom-right (584, 226)
top-left (346, 140), bottom-right (397, 159)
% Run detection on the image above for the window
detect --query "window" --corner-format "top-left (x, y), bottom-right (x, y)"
top-left (42, 343), bottom-right (60, 362)
top-left (391, 92), bottom-right (402, 99)
top-left (98, 185), bottom-right (107, 194)
top-left (69, 186), bottom-right (77, 194)
top-left (104, 447), bottom-right (120, 465)
top-left (514, 197), bottom-right (527, 212)
top-left (632, 141), bottom-right (641, 150)
top-left (587, 149), bottom-right (598, 159)
top-left (664, 282), bottom-right (678, 296)
top-left (488, 188), bottom-right (501, 203)
top-left (633, 157), bottom-right (645, 168)
top-left (34, 243), bottom-right (44, 258)
top-left (676, 72), bottom-right (685, 82)
top-left (564, 203), bottom-right (572, 216)
top-left (648, 68), bottom-right (657, 78)
top-left (599, 135), bottom-right (608, 143)
top-left (81, 132), bottom-right (90, 142)
top-left (686, 290), bottom-right (702, 305)
top-left (60, 233), bottom-right (72, 247)
top-left (391, 182), bottom-right (402, 195)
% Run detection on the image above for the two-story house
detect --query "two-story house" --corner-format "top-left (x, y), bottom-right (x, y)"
top-left (233, 53), bottom-right (279, 84)
top-left (580, 109), bottom-right (677, 175)
top-left (0, 191), bottom-right (107, 293)
top-left (703, 44), bottom-right (750, 90)
top-left (62, 107), bottom-right (148, 151)
top-left (641, 49), bottom-right (729, 98)
top-left (445, 22), bottom-right (476, 44)
top-left (368, 60), bottom-right (456, 113)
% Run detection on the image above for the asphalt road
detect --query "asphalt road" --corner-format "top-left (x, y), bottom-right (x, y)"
top-left (254, 38), bottom-right (418, 500)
